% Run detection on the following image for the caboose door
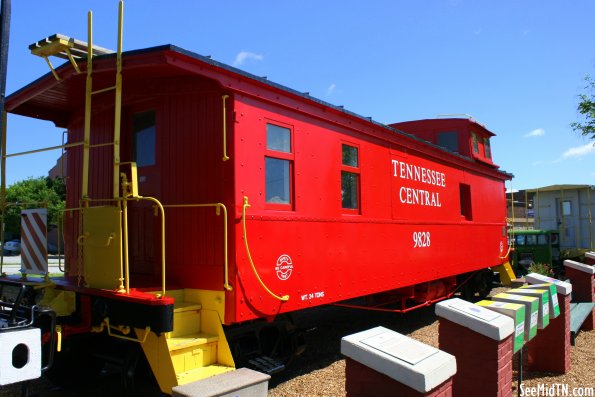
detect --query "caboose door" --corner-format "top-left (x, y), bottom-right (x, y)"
top-left (126, 109), bottom-right (162, 282)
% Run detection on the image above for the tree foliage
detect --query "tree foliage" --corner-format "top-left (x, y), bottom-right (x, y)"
top-left (2, 177), bottom-right (66, 237)
top-left (571, 75), bottom-right (595, 140)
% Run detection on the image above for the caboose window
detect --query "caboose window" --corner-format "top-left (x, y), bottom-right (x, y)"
top-left (459, 183), bottom-right (472, 220)
top-left (483, 137), bottom-right (492, 159)
top-left (471, 132), bottom-right (479, 154)
top-left (266, 158), bottom-right (291, 204)
top-left (133, 111), bottom-right (156, 167)
top-left (341, 144), bottom-right (360, 211)
top-left (437, 131), bottom-right (459, 153)
top-left (267, 124), bottom-right (291, 152)
top-left (265, 123), bottom-right (293, 208)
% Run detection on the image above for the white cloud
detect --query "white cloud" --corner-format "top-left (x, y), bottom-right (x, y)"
top-left (561, 143), bottom-right (595, 159)
top-left (524, 128), bottom-right (545, 138)
top-left (326, 83), bottom-right (336, 96)
top-left (233, 51), bottom-right (263, 67)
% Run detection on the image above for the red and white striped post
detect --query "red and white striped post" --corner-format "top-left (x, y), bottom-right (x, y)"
top-left (20, 208), bottom-right (49, 276)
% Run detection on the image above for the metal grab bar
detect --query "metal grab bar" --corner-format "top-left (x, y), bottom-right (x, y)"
top-left (77, 232), bottom-right (115, 247)
top-left (241, 196), bottom-right (289, 302)
top-left (127, 196), bottom-right (166, 298)
top-left (3, 141), bottom-right (84, 158)
top-left (162, 203), bottom-right (232, 291)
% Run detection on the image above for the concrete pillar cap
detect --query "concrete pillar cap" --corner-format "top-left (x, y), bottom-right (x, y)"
top-left (564, 260), bottom-right (594, 274)
top-left (525, 273), bottom-right (572, 295)
top-left (341, 326), bottom-right (456, 393)
top-left (435, 298), bottom-right (514, 341)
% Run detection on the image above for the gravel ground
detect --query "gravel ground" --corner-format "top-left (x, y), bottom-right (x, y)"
top-left (0, 287), bottom-right (592, 396)
top-left (268, 288), bottom-right (595, 397)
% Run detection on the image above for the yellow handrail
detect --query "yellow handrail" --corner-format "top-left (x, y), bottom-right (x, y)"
top-left (162, 203), bottom-right (232, 291)
top-left (499, 218), bottom-right (513, 260)
top-left (3, 141), bottom-right (84, 158)
top-left (129, 196), bottom-right (166, 298)
top-left (82, 10), bottom-right (93, 199)
top-left (241, 196), bottom-right (289, 302)
top-left (112, 0), bottom-right (124, 200)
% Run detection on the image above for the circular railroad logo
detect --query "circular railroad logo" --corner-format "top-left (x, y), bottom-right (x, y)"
top-left (275, 254), bottom-right (293, 281)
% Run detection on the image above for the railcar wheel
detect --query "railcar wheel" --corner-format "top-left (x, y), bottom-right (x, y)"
top-left (460, 269), bottom-right (494, 302)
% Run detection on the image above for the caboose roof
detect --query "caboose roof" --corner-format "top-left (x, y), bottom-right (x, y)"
top-left (8, 44), bottom-right (396, 130)
top-left (391, 117), bottom-right (496, 137)
top-left (6, 44), bottom-right (511, 179)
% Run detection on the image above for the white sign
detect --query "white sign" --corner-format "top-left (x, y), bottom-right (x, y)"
top-left (361, 332), bottom-right (438, 366)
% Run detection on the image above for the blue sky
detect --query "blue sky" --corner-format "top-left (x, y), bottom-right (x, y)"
top-left (3, 0), bottom-right (595, 190)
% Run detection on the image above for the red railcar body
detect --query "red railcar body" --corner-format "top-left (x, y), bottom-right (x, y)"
top-left (6, 46), bottom-right (511, 326)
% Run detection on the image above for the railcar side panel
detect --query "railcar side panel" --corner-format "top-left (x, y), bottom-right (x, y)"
top-left (231, 95), bottom-right (508, 320)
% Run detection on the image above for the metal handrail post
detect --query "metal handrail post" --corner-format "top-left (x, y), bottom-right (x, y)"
top-left (81, 11), bottom-right (93, 199)
top-left (112, 1), bottom-right (123, 199)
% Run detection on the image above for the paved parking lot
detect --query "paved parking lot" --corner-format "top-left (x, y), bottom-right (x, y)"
top-left (0, 255), bottom-right (66, 275)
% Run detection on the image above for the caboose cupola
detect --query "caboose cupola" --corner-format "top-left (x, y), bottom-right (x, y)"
top-left (391, 116), bottom-right (498, 167)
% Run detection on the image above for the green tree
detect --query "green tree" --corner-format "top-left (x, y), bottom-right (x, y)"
top-left (2, 177), bottom-right (66, 237)
top-left (571, 75), bottom-right (595, 140)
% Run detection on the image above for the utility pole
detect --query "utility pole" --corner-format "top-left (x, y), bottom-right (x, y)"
top-left (0, 0), bottom-right (10, 122)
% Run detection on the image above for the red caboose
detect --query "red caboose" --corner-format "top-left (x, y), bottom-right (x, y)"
top-left (2, 19), bottom-right (512, 395)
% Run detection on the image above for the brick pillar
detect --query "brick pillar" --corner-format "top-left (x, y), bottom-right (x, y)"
top-left (564, 260), bottom-right (595, 331)
top-left (585, 252), bottom-right (595, 266)
top-left (345, 358), bottom-right (453, 397)
top-left (439, 319), bottom-right (513, 397)
top-left (526, 293), bottom-right (571, 373)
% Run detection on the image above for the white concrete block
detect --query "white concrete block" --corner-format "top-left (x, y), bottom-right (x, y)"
top-left (525, 273), bottom-right (572, 296)
top-left (435, 298), bottom-right (514, 341)
top-left (172, 368), bottom-right (270, 397)
top-left (564, 260), bottom-right (595, 274)
top-left (0, 328), bottom-right (41, 385)
top-left (341, 326), bottom-right (456, 393)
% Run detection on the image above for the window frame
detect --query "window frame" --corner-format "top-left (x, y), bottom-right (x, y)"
top-left (561, 200), bottom-right (572, 216)
top-left (264, 121), bottom-right (295, 211)
top-left (132, 110), bottom-right (157, 168)
top-left (341, 142), bottom-right (361, 214)
top-left (471, 132), bottom-right (479, 154)
top-left (483, 137), bottom-right (492, 159)
top-left (459, 183), bottom-right (473, 221)
top-left (436, 130), bottom-right (459, 153)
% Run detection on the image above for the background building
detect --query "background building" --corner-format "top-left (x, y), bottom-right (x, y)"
top-left (528, 185), bottom-right (594, 250)
top-left (506, 189), bottom-right (535, 230)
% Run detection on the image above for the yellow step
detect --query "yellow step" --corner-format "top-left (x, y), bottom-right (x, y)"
top-left (176, 365), bottom-right (235, 385)
top-left (172, 300), bottom-right (203, 337)
top-left (167, 332), bottom-right (219, 352)
top-left (168, 332), bottom-right (220, 375)
top-left (174, 300), bottom-right (202, 313)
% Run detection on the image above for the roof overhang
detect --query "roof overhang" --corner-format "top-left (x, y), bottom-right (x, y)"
top-left (526, 184), bottom-right (595, 193)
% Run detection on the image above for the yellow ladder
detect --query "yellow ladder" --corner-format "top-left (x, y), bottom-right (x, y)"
top-left (29, 2), bottom-right (127, 292)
